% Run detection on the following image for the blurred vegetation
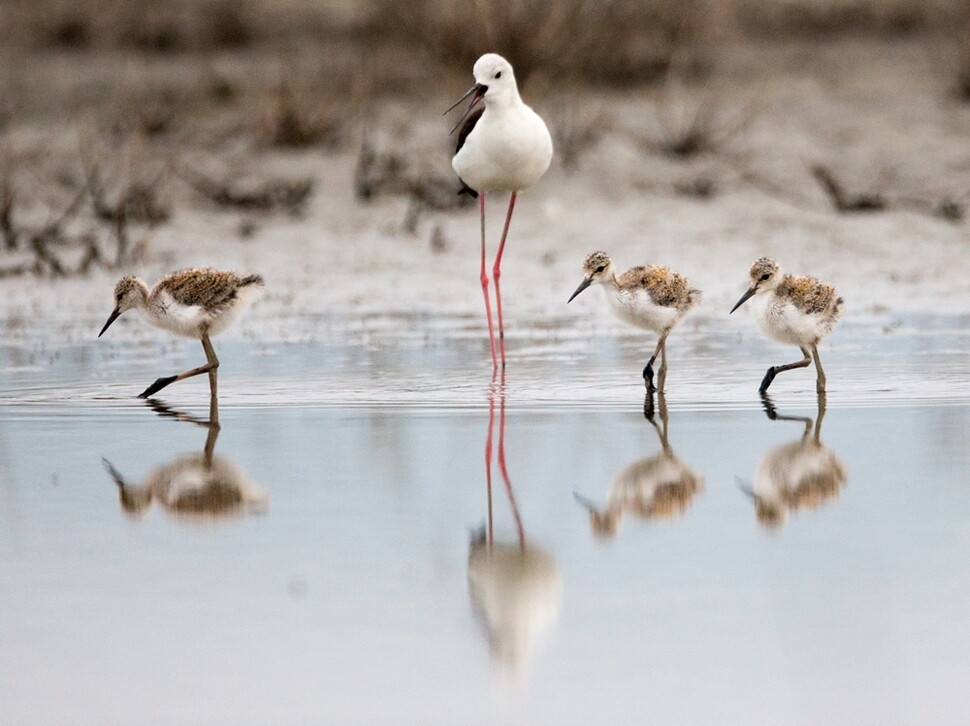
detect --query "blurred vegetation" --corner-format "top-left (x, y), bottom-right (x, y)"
top-left (0, 0), bottom-right (966, 277)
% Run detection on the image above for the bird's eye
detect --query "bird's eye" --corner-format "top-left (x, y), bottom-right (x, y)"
top-left (495, 71), bottom-right (502, 79)
top-left (760, 273), bottom-right (770, 281)
top-left (595, 265), bottom-right (605, 273)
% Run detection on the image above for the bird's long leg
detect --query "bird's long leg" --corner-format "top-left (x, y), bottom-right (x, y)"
top-left (491, 191), bottom-right (517, 369)
top-left (496, 382), bottom-right (525, 550)
top-left (203, 417), bottom-right (220, 466)
top-left (642, 331), bottom-right (669, 393)
top-left (658, 338), bottom-right (669, 393)
top-left (479, 192), bottom-right (498, 369)
top-left (813, 391), bottom-right (827, 444)
top-left (811, 344), bottom-right (827, 394)
top-left (485, 378), bottom-right (496, 546)
top-left (201, 333), bottom-right (219, 398)
top-left (656, 392), bottom-right (671, 452)
top-left (759, 346), bottom-right (811, 394)
top-left (138, 332), bottom-right (219, 399)
top-left (207, 389), bottom-right (220, 429)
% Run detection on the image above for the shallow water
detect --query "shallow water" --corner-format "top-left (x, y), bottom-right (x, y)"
top-left (2, 316), bottom-right (970, 725)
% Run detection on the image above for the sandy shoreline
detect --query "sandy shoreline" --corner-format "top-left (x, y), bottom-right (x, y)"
top-left (1, 40), bottom-right (968, 345)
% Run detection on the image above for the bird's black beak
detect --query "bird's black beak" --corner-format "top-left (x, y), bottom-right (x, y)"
top-left (730, 287), bottom-right (756, 314)
top-left (445, 83), bottom-right (487, 134)
top-left (567, 277), bottom-right (592, 303)
top-left (573, 492), bottom-right (598, 512)
top-left (98, 307), bottom-right (121, 338)
top-left (735, 477), bottom-right (757, 500)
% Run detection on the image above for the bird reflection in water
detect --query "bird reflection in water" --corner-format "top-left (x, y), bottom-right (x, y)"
top-left (739, 393), bottom-right (847, 529)
top-left (468, 376), bottom-right (562, 684)
top-left (102, 396), bottom-right (266, 520)
top-left (575, 392), bottom-right (704, 538)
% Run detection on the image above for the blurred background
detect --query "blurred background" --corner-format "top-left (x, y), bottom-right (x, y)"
top-left (0, 0), bottom-right (968, 322)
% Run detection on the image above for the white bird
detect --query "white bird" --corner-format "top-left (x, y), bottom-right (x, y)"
top-left (730, 257), bottom-right (843, 394)
top-left (567, 251), bottom-right (702, 392)
top-left (98, 268), bottom-right (264, 398)
top-left (445, 53), bottom-right (553, 369)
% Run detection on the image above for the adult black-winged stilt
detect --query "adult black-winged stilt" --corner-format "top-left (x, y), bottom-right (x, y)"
top-left (446, 53), bottom-right (553, 369)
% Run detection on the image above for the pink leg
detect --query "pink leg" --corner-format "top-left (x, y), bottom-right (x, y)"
top-left (496, 378), bottom-right (525, 549)
top-left (492, 192), bottom-right (517, 369)
top-left (479, 192), bottom-right (498, 370)
top-left (485, 380), bottom-right (496, 546)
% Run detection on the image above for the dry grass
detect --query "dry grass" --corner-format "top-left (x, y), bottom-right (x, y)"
top-left (0, 137), bottom-right (168, 277)
top-left (263, 79), bottom-right (346, 150)
top-left (6, 0), bottom-right (260, 52)
top-left (735, 0), bottom-right (948, 38)
top-left (354, 131), bottom-right (473, 232)
top-left (810, 165), bottom-right (886, 212)
top-left (186, 170), bottom-right (314, 215)
top-left (943, 3), bottom-right (970, 102)
top-left (362, 0), bottom-right (706, 88)
top-left (548, 101), bottom-right (609, 171)
top-left (642, 81), bottom-right (755, 159)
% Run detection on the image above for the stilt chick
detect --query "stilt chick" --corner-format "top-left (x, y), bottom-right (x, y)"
top-left (98, 269), bottom-right (264, 399)
top-left (730, 258), bottom-right (842, 394)
top-left (568, 251), bottom-right (701, 392)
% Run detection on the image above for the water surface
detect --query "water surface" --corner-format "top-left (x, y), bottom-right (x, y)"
top-left (2, 316), bottom-right (969, 725)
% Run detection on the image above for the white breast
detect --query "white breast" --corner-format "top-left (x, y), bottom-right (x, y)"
top-left (453, 105), bottom-right (553, 193)
top-left (750, 294), bottom-right (820, 346)
top-left (605, 287), bottom-right (683, 333)
top-left (144, 291), bottom-right (208, 338)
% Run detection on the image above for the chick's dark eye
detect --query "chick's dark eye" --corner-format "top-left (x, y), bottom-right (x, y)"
top-left (495, 71), bottom-right (502, 79)
top-left (760, 273), bottom-right (770, 281)
top-left (595, 265), bottom-right (605, 273)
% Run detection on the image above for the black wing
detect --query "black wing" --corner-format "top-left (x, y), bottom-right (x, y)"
top-left (455, 107), bottom-right (484, 198)
top-left (456, 106), bottom-right (484, 154)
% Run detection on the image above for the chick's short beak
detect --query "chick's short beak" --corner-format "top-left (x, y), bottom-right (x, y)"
top-left (730, 287), bottom-right (756, 314)
top-left (567, 277), bottom-right (593, 303)
top-left (98, 307), bottom-right (121, 338)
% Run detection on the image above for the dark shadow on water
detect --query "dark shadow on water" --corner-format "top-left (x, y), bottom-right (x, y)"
top-left (467, 373), bottom-right (562, 686)
top-left (738, 393), bottom-right (848, 530)
top-left (101, 395), bottom-right (266, 521)
top-left (574, 392), bottom-right (704, 539)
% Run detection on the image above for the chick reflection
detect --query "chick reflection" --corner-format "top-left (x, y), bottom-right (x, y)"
top-left (739, 393), bottom-right (847, 529)
top-left (575, 393), bottom-right (703, 538)
top-left (102, 397), bottom-right (266, 521)
top-left (468, 380), bottom-right (562, 685)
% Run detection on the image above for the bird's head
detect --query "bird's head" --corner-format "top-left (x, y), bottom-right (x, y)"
top-left (567, 251), bottom-right (615, 303)
top-left (444, 53), bottom-right (518, 133)
top-left (99, 276), bottom-right (147, 337)
top-left (730, 257), bottom-right (781, 314)
top-left (473, 54), bottom-right (517, 106)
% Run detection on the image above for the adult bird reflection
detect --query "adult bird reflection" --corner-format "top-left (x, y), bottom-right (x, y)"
top-left (102, 397), bottom-right (266, 521)
top-left (575, 393), bottom-right (704, 538)
top-left (467, 377), bottom-right (562, 684)
top-left (738, 394), bottom-right (847, 529)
